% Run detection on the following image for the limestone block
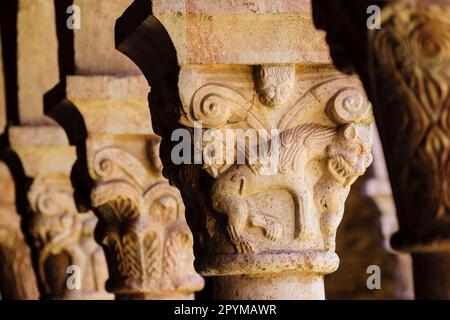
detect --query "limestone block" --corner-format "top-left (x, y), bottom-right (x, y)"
top-left (154, 0), bottom-right (330, 64)
top-left (73, 0), bottom-right (142, 75)
top-left (9, 126), bottom-right (75, 177)
top-left (17, 0), bottom-right (59, 125)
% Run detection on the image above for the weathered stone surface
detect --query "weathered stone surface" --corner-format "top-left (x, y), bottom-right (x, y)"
top-left (178, 64), bottom-right (373, 299)
top-left (9, 126), bottom-right (75, 177)
top-left (152, 0), bottom-right (311, 14)
top-left (67, 76), bottom-right (204, 299)
top-left (73, 0), bottom-right (142, 75)
top-left (10, 125), bottom-right (112, 300)
top-left (17, 0), bottom-right (59, 125)
top-left (66, 76), bottom-right (152, 135)
top-left (0, 162), bottom-right (39, 300)
top-left (154, 0), bottom-right (330, 64)
top-left (118, 0), bottom-right (373, 300)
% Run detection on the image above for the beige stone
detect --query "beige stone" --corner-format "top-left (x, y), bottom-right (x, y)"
top-left (117, 0), bottom-right (374, 300)
top-left (67, 76), bottom-right (204, 299)
top-left (176, 64), bottom-right (373, 299)
top-left (73, 0), bottom-right (142, 75)
top-left (0, 162), bottom-right (39, 300)
top-left (10, 125), bottom-right (112, 300)
top-left (152, 0), bottom-right (311, 14)
top-left (66, 75), bottom-right (152, 135)
top-left (17, 0), bottom-right (59, 125)
top-left (155, 8), bottom-right (331, 65)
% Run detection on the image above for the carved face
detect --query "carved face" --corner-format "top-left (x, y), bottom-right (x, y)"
top-left (255, 65), bottom-right (295, 107)
top-left (327, 123), bottom-right (373, 186)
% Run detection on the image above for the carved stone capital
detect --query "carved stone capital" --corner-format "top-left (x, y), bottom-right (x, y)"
top-left (177, 65), bottom-right (373, 298)
top-left (0, 161), bottom-right (39, 300)
top-left (312, 0), bottom-right (450, 299)
top-left (10, 126), bottom-right (111, 300)
top-left (368, 2), bottom-right (450, 252)
top-left (116, 1), bottom-right (374, 299)
top-left (67, 76), bottom-right (204, 299)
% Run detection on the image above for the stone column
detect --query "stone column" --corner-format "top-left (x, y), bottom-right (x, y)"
top-left (116, 0), bottom-right (374, 300)
top-left (66, 76), bottom-right (204, 300)
top-left (0, 161), bottom-right (39, 300)
top-left (10, 126), bottom-right (111, 300)
top-left (312, 0), bottom-right (450, 299)
top-left (362, 128), bottom-right (414, 300)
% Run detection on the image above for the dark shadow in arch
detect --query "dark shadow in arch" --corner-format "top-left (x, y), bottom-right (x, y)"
top-left (45, 100), bottom-right (93, 214)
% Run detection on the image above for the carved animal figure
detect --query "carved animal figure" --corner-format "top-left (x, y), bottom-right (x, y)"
top-left (314, 123), bottom-right (373, 251)
top-left (211, 124), bottom-right (336, 253)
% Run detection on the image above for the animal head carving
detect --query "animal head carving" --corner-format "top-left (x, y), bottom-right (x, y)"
top-left (327, 123), bottom-right (373, 186)
top-left (255, 65), bottom-right (295, 107)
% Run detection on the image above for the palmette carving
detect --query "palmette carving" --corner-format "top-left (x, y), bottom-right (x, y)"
top-left (179, 66), bottom-right (374, 262)
top-left (90, 145), bottom-right (204, 297)
top-left (27, 176), bottom-right (110, 299)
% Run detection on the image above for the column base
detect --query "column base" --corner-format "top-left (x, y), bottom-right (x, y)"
top-left (212, 271), bottom-right (325, 300)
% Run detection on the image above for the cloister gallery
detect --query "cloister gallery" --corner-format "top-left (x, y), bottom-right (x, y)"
top-left (0, 0), bottom-right (448, 301)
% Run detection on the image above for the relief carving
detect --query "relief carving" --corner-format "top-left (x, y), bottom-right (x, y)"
top-left (311, 0), bottom-right (449, 299)
top-left (27, 176), bottom-right (110, 299)
top-left (368, 2), bottom-right (450, 249)
top-left (0, 162), bottom-right (39, 300)
top-left (90, 143), bottom-right (204, 298)
top-left (178, 65), bottom-right (373, 274)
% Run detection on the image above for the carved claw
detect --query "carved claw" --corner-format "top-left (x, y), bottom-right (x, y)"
top-left (226, 224), bottom-right (254, 254)
top-left (249, 212), bottom-right (283, 241)
top-left (263, 217), bottom-right (283, 241)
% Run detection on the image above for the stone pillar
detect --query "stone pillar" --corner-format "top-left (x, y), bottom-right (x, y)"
top-left (116, 0), bottom-right (374, 300)
top-left (0, 161), bottom-right (39, 300)
top-left (17, 0), bottom-right (59, 125)
top-left (362, 128), bottom-right (414, 300)
top-left (312, 0), bottom-right (450, 299)
top-left (66, 76), bottom-right (204, 300)
top-left (10, 126), bottom-right (111, 300)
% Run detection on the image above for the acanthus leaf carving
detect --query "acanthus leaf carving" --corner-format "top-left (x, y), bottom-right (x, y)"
top-left (90, 145), bottom-right (204, 298)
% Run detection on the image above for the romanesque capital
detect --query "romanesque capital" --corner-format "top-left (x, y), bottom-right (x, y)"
top-left (178, 65), bottom-right (374, 299)
top-left (0, 161), bottom-right (39, 300)
top-left (312, 0), bottom-right (450, 299)
top-left (66, 75), bottom-right (204, 299)
top-left (10, 126), bottom-right (111, 299)
top-left (116, 0), bottom-right (374, 300)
